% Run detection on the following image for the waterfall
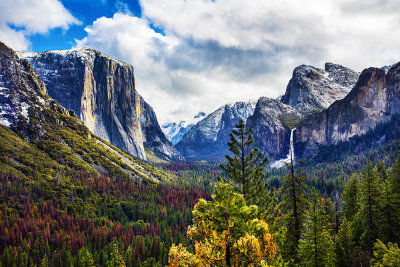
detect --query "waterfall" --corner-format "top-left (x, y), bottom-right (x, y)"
top-left (289, 128), bottom-right (295, 162)
top-left (270, 128), bottom-right (295, 168)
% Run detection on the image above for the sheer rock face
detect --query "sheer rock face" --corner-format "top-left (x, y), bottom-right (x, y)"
top-left (295, 63), bottom-right (400, 158)
top-left (246, 97), bottom-right (300, 160)
top-left (176, 101), bottom-right (256, 160)
top-left (281, 63), bottom-right (359, 114)
top-left (20, 48), bottom-right (182, 161)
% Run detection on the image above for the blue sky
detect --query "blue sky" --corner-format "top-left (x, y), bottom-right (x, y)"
top-left (30, 0), bottom-right (143, 52)
top-left (1, 0), bottom-right (400, 124)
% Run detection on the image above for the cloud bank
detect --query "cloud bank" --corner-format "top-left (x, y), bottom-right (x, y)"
top-left (4, 0), bottom-right (400, 125)
top-left (75, 0), bottom-right (400, 124)
top-left (0, 0), bottom-right (80, 50)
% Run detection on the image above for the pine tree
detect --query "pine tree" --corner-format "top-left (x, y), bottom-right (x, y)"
top-left (299, 188), bottom-right (335, 267)
top-left (335, 218), bottom-right (354, 267)
top-left (389, 155), bottom-right (400, 243)
top-left (77, 247), bottom-right (95, 267)
top-left (372, 239), bottom-right (400, 266)
top-left (342, 173), bottom-right (360, 222)
top-left (377, 160), bottom-right (394, 243)
top-left (107, 239), bottom-right (126, 267)
top-left (220, 119), bottom-right (276, 220)
top-left (359, 159), bottom-right (381, 254)
top-left (280, 153), bottom-right (307, 263)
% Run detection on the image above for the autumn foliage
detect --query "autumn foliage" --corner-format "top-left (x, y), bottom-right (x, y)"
top-left (168, 182), bottom-right (277, 266)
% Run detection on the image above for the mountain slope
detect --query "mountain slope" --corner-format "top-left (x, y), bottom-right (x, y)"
top-left (19, 48), bottom-right (183, 162)
top-left (0, 42), bottom-right (168, 183)
top-left (294, 62), bottom-right (400, 158)
top-left (176, 101), bottom-right (256, 160)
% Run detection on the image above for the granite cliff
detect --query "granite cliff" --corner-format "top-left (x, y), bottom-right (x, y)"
top-left (295, 63), bottom-right (400, 158)
top-left (0, 42), bottom-right (166, 182)
top-left (20, 48), bottom-right (182, 161)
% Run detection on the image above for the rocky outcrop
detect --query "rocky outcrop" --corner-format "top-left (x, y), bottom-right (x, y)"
top-left (295, 62), bottom-right (400, 158)
top-left (176, 101), bottom-right (256, 159)
top-left (20, 48), bottom-right (182, 161)
top-left (246, 97), bottom-right (301, 160)
top-left (281, 63), bottom-right (359, 114)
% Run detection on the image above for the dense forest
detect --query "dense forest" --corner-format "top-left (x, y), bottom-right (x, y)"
top-left (1, 119), bottom-right (400, 266)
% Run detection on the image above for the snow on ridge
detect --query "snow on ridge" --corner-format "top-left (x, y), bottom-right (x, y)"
top-left (18, 47), bottom-right (132, 68)
top-left (162, 111), bottom-right (207, 144)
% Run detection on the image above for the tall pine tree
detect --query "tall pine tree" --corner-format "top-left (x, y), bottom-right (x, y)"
top-left (377, 160), bottom-right (394, 243)
top-left (220, 119), bottom-right (276, 220)
top-left (389, 155), bottom-right (400, 243)
top-left (335, 218), bottom-right (354, 267)
top-left (299, 188), bottom-right (335, 267)
top-left (342, 173), bottom-right (360, 222)
top-left (280, 149), bottom-right (307, 263)
top-left (359, 159), bottom-right (381, 254)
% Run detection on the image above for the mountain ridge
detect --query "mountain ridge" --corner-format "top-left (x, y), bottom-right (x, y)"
top-left (176, 101), bottom-right (256, 159)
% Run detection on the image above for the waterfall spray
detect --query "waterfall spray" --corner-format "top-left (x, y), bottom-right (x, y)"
top-left (270, 128), bottom-right (295, 168)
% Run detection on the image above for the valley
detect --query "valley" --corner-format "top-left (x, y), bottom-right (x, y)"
top-left (0, 39), bottom-right (400, 266)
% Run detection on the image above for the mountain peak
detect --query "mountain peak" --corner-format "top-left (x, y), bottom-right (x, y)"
top-left (281, 62), bottom-right (359, 113)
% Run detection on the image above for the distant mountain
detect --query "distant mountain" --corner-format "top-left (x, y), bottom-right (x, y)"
top-left (0, 42), bottom-right (167, 182)
top-left (19, 48), bottom-right (183, 162)
top-left (281, 63), bottom-right (359, 114)
top-left (162, 112), bottom-right (206, 145)
top-left (176, 101), bottom-right (256, 160)
top-left (295, 63), bottom-right (400, 158)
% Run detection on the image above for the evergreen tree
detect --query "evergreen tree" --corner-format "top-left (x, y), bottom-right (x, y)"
top-left (342, 173), bottom-right (360, 222)
top-left (220, 119), bottom-right (276, 220)
top-left (280, 153), bottom-right (307, 263)
top-left (77, 247), bottom-right (95, 267)
top-left (107, 239), bottom-right (126, 267)
top-left (371, 239), bottom-right (400, 266)
top-left (377, 160), bottom-right (394, 243)
top-left (335, 218), bottom-right (354, 267)
top-left (359, 159), bottom-right (381, 254)
top-left (389, 155), bottom-right (400, 243)
top-left (299, 188), bottom-right (335, 267)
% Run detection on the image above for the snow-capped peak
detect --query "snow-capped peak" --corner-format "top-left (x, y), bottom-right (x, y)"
top-left (162, 111), bottom-right (207, 144)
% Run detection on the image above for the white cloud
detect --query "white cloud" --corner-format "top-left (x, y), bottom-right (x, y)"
top-left (76, 0), bottom-right (400, 124)
top-left (0, 0), bottom-right (80, 50)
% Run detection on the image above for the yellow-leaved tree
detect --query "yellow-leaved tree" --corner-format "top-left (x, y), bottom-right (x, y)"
top-left (168, 182), bottom-right (279, 267)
